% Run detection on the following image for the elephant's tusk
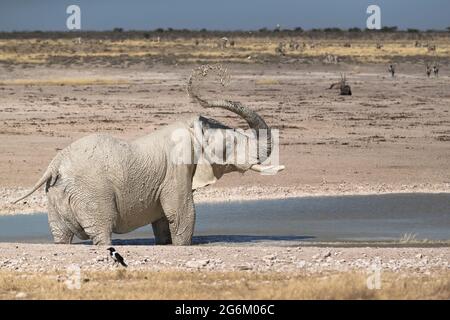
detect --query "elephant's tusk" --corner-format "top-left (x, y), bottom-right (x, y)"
top-left (250, 164), bottom-right (285, 174)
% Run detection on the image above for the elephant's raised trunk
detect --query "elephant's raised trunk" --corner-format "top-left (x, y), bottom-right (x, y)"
top-left (187, 70), bottom-right (272, 163)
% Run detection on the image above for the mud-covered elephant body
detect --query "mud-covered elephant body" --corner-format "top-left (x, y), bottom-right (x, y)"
top-left (15, 107), bottom-right (281, 245)
top-left (45, 118), bottom-right (209, 245)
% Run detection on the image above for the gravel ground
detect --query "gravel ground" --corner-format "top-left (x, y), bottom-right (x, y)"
top-left (0, 243), bottom-right (448, 274)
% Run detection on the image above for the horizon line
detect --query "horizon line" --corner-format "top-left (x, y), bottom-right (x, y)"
top-left (1, 27), bottom-right (450, 33)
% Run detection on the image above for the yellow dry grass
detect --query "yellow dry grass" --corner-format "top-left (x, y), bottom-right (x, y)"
top-left (0, 270), bottom-right (449, 300)
top-left (297, 42), bottom-right (449, 63)
top-left (1, 36), bottom-right (449, 64)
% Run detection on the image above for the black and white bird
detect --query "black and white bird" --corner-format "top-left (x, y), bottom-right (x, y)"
top-left (107, 247), bottom-right (127, 267)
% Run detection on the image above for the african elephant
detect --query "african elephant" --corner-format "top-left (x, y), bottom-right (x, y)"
top-left (13, 77), bottom-right (283, 246)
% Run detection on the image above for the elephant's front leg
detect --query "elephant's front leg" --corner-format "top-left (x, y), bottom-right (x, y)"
top-left (160, 190), bottom-right (196, 246)
top-left (152, 216), bottom-right (172, 245)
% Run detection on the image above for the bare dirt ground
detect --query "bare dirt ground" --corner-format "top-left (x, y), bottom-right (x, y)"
top-left (0, 63), bottom-right (449, 214)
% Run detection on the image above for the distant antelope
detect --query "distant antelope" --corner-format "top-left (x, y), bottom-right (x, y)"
top-left (288, 40), bottom-right (296, 50)
top-left (275, 42), bottom-right (286, 56)
top-left (329, 74), bottom-right (352, 96)
top-left (323, 54), bottom-right (338, 64)
top-left (289, 40), bottom-right (300, 51)
top-left (376, 43), bottom-right (383, 50)
top-left (218, 37), bottom-right (228, 49)
top-left (388, 64), bottom-right (396, 77)
top-left (426, 64), bottom-right (432, 78)
top-left (433, 63), bottom-right (440, 77)
top-left (428, 44), bottom-right (436, 52)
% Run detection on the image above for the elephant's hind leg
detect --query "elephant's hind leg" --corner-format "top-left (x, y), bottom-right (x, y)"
top-left (152, 216), bottom-right (172, 245)
top-left (75, 196), bottom-right (117, 246)
top-left (81, 211), bottom-right (114, 245)
top-left (48, 201), bottom-right (74, 244)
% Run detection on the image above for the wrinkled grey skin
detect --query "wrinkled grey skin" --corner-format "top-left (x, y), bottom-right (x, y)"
top-left (13, 96), bottom-right (276, 246)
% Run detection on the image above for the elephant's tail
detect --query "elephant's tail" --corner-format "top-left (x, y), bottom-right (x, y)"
top-left (12, 148), bottom-right (67, 204)
top-left (11, 168), bottom-right (54, 204)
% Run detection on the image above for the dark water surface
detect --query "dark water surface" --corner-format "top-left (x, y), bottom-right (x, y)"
top-left (0, 193), bottom-right (449, 244)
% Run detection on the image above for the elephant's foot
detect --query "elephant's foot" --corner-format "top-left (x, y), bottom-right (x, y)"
top-left (171, 235), bottom-right (192, 246)
top-left (152, 216), bottom-right (172, 245)
top-left (49, 222), bottom-right (74, 244)
top-left (168, 211), bottom-right (195, 246)
top-left (78, 201), bottom-right (116, 245)
top-left (52, 231), bottom-right (74, 244)
top-left (91, 233), bottom-right (112, 245)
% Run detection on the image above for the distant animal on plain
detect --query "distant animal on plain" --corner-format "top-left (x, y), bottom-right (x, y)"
top-left (426, 64), bottom-right (432, 77)
top-left (328, 74), bottom-right (352, 96)
top-left (275, 42), bottom-right (286, 56)
top-left (289, 40), bottom-right (300, 51)
top-left (218, 37), bottom-right (228, 49)
top-left (288, 40), bottom-right (295, 50)
top-left (323, 54), bottom-right (338, 64)
top-left (388, 64), bottom-right (396, 78)
top-left (433, 64), bottom-right (439, 77)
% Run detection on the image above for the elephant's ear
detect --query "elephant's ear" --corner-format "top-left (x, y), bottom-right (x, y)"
top-left (192, 162), bottom-right (223, 190)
